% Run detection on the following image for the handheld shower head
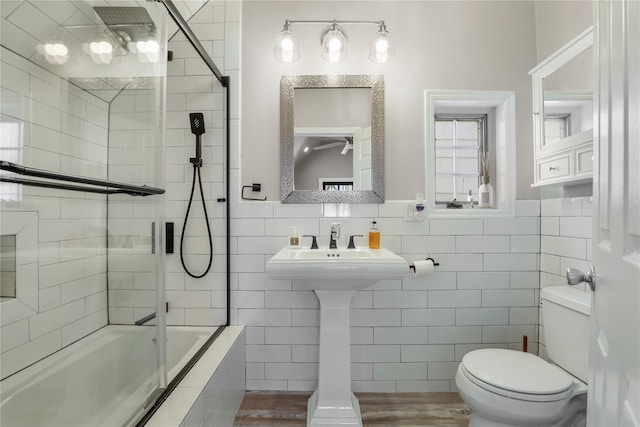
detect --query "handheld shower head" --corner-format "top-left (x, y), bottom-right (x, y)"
top-left (189, 113), bottom-right (206, 136)
top-left (189, 113), bottom-right (205, 166)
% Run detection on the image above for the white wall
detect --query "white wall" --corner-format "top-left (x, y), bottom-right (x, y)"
top-left (534, 1), bottom-right (593, 62)
top-left (241, 1), bottom-right (539, 201)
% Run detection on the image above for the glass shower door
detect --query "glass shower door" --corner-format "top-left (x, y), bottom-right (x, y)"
top-left (0, 1), bottom-right (168, 426)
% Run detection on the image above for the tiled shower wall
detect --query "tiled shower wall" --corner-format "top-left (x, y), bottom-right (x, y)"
top-left (105, 90), bottom-right (165, 325)
top-left (0, 46), bottom-right (109, 379)
top-left (539, 195), bottom-right (593, 358)
top-left (162, 0), bottom-right (236, 326)
top-left (229, 200), bottom-right (542, 392)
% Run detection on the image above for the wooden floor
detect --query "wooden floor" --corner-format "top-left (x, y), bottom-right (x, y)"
top-left (233, 391), bottom-right (471, 426)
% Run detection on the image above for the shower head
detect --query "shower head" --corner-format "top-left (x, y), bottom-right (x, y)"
top-left (93, 6), bottom-right (156, 34)
top-left (189, 113), bottom-right (205, 166)
top-left (93, 6), bottom-right (156, 51)
top-left (189, 113), bottom-right (206, 136)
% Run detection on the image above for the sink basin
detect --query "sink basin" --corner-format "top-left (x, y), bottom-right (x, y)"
top-left (266, 245), bottom-right (409, 426)
top-left (266, 247), bottom-right (409, 289)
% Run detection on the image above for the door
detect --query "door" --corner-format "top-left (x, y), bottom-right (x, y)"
top-left (589, 1), bottom-right (640, 425)
top-left (352, 126), bottom-right (372, 191)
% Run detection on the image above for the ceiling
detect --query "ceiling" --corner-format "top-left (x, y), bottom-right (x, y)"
top-left (0, 0), bottom-right (205, 101)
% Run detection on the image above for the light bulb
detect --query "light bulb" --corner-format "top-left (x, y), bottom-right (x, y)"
top-left (327, 50), bottom-right (341, 62)
top-left (375, 38), bottom-right (388, 53)
top-left (146, 40), bottom-right (159, 53)
top-left (274, 21), bottom-right (300, 62)
top-left (54, 43), bottom-right (68, 56)
top-left (321, 24), bottom-right (347, 63)
top-left (42, 42), bottom-right (69, 65)
top-left (369, 21), bottom-right (395, 63)
top-left (281, 38), bottom-right (293, 52)
top-left (44, 44), bottom-right (57, 55)
top-left (328, 37), bottom-right (342, 52)
top-left (99, 41), bottom-right (112, 54)
top-left (136, 40), bottom-right (148, 53)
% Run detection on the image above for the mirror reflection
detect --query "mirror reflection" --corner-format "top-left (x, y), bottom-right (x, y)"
top-left (1, 235), bottom-right (17, 300)
top-left (543, 45), bottom-right (593, 145)
top-left (294, 87), bottom-right (372, 191)
top-left (281, 75), bottom-right (384, 204)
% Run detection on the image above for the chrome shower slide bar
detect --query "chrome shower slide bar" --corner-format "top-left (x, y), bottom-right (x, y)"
top-left (0, 161), bottom-right (165, 197)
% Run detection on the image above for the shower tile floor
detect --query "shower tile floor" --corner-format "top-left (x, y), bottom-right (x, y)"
top-left (233, 391), bottom-right (471, 426)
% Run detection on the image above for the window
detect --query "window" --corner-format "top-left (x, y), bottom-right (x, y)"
top-left (434, 115), bottom-right (487, 204)
top-left (321, 180), bottom-right (353, 191)
top-left (544, 114), bottom-right (571, 143)
top-left (424, 90), bottom-right (516, 217)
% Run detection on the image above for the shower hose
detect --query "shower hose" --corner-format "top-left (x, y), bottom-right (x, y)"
top-left (179, 162), bottom-right (213, 278)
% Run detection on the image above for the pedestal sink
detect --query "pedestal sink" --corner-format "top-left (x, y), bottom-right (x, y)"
top-left (266, 247), bottom-right (409, 426)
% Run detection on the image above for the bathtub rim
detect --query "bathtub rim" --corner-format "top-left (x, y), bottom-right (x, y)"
top-left (165, 325), bottom-right (217, 383)
top-left (134, 325), bottom-right (226, 427)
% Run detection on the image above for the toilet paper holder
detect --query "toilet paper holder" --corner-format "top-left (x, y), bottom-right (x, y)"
top-left (409, 257), bottom-right (439, 274)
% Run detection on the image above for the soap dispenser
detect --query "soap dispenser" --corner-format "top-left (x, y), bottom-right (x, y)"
top-left (369, 220), bottom-right (381, 249)
top-left (289, 226), bottom-right (300, 247)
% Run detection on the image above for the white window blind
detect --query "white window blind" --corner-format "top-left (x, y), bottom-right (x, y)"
top-left (434, 115), bottom-right (487, 204)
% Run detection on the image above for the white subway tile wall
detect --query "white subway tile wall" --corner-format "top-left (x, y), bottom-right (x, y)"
top-left (163, 1), bottom-right (229, 327)
top-left (539, 196), bottom-right (593, 359)
top-left (231, 200), bottom-right (542, 392)
top-left (0, 46), bottom-right (109, 379)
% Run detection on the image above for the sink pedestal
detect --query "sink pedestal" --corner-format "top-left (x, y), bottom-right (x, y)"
top-left (308, 289), bottom-right (361, 427)
top-left (265, 247), bottom-right (410, 427)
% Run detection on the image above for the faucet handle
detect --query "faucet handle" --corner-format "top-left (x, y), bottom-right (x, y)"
top-left (303, 235), bottom-right (319, 249)
top-left (348, 235), bottom-right (363, 249)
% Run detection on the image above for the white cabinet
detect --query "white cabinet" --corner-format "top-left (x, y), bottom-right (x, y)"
top-left (530, 27), bottom-right (594, 187)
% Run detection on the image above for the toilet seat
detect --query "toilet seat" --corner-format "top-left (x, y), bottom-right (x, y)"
top-left (460, 349), bottom-right (578, 402)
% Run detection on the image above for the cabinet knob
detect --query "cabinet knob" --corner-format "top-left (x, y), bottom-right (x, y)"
top-left (549, 166), bottom-right (557, 171)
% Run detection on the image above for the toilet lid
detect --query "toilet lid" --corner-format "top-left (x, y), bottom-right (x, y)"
top-left (462, 349), bottom-right (574, 395)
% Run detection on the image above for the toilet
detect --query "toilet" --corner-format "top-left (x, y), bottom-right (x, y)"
top-left (455, 286), bottom-right (591, 427)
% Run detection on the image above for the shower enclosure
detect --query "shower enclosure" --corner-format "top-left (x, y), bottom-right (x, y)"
top-left (0, 1), bottom-right (229, 426)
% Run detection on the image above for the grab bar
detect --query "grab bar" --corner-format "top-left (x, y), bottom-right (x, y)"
top-left (135, 303), bottom-right (169, 326)
top-left (0, 161), bottom-right (165, 197)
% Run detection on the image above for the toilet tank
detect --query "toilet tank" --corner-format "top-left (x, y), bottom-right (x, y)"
top-left (541, 286), bottom-right (592, 383)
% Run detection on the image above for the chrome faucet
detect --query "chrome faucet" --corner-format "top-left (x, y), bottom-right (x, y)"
top-left (329, 223), bottom-right (341, 249)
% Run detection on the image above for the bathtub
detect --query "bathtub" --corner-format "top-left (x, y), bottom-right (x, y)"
top-left (0, 325), bottom-right (217, 427)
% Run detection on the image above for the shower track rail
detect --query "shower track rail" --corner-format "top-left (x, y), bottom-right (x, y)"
top-left (0, 161), bottom-right (165, 196)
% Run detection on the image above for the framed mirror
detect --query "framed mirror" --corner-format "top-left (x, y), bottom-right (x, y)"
top-left (530, 27), bottom-right (593, 156)
top-left (280, 75), bottom-right (384, 203)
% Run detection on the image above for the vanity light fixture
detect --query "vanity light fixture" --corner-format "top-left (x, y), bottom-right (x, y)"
top-left (274, 20), bottom-right (300, 63)
top-left (39, 41), bottom-right (70, 65)
top-left (38, 29), bottom-right (70, 65)
top-left (369, 21), bottom-right (395, 63)
top-left (274, 19), bottom-right (394, 63)
top-left (321, 21), bottom-right (347, 62)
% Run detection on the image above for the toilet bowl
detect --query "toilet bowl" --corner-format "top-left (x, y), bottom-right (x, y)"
top-left (456, 348), bottom-right (587, 427)
top-left (455, 286), bottom-right (592, 427)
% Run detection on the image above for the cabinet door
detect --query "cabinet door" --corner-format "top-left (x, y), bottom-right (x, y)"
top-left (575, 146), bottom-right (594, 176)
